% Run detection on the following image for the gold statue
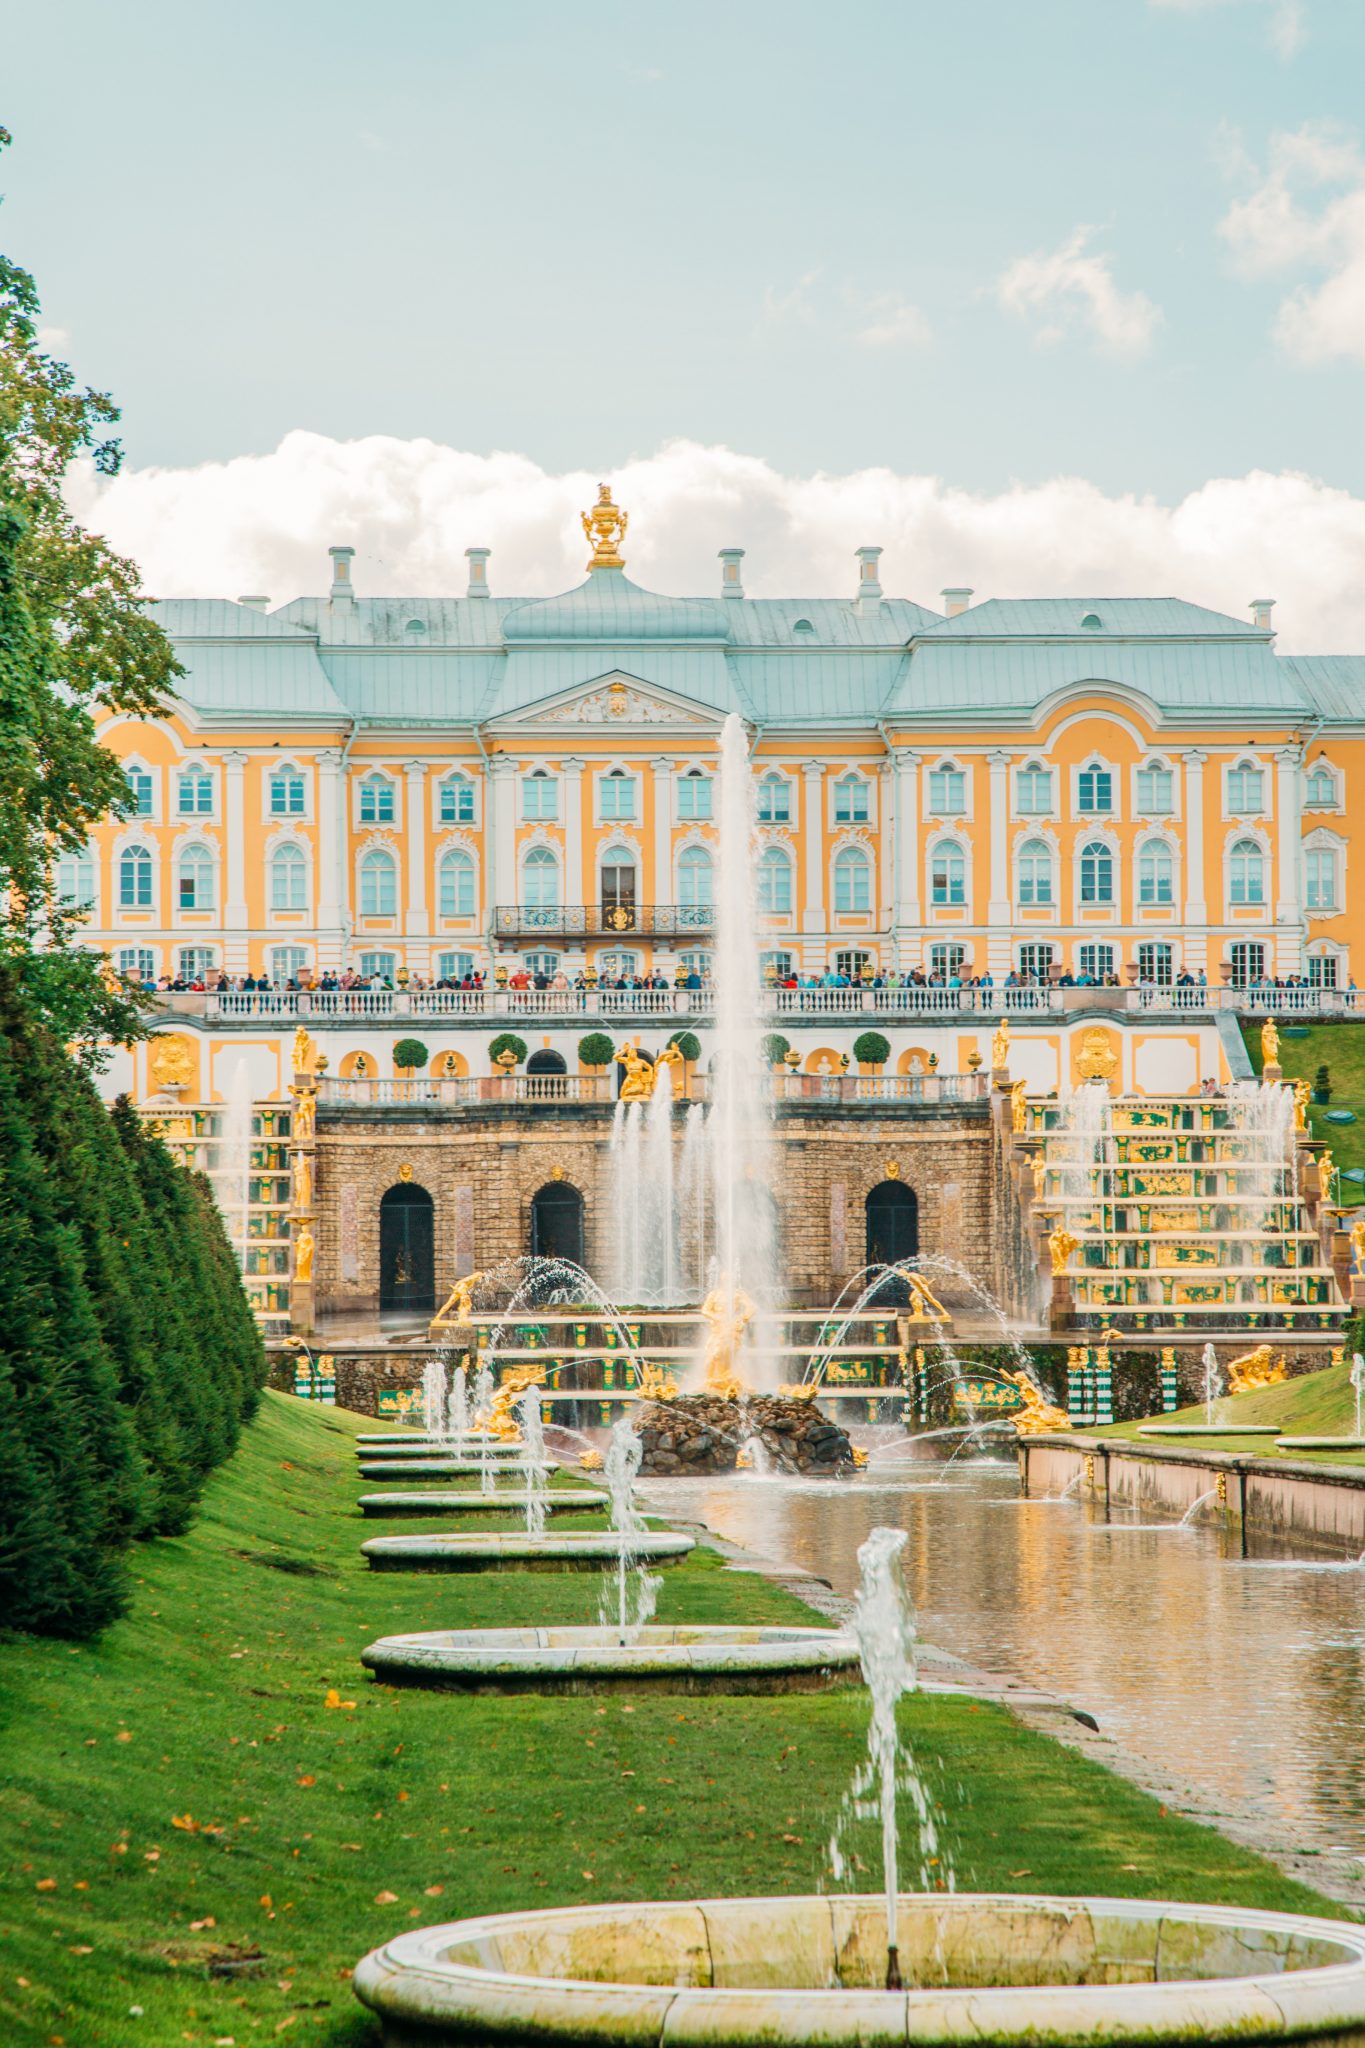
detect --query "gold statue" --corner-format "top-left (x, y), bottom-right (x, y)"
top-left (1005, 1371), bottom-right (1071, 1435)
top-left (654, 1042), bottom-right (685, 1094)
top-left (1351, 1220), bottom-right (1365, 1271)
top-left (615, 1040), bottom-right (656, 1102)
top-left (1076, 1028), bottom-right (1119, 1083)
top-left (1261, 1017), bottom-right (1280, 1069)
top-left (700, 1284), bottom-right (755, 1399)
top-left (579, 1447), bottom-right (604, 1471)
top-left (432, 1270), bottom-right (484, 1328)
top-left (294, 1226), bottom-right (315, 1283)
top-left (1293, 1079), bottom-right (1310, 1132)
top-left (292, 1152), bottom-right (312, 1211)
top-left (777, 1381), bottom-right (820, 1403)
top-left (991, 1018), bottom-right (1010, 1071)
top-left (289, 1085), bottom-right (316, 1140)
top-left (902, 1275), bottom-right (950, 1325)
top-left (1226, 1343), bottom-right (1288, 1396)
top-left (635, 1360), bottom-right (680, 1402)
top-left (1030, 1153), bottom-right (1048, 1199)
top-left (292, 1026), bottom-right (318, 1077)
top-left (1048, 1225), bottom-right (1079, 1276)
top-left (581, 482), bottom-right (629, 570)
top-left (1318, 1147), bottom-right (1335, 1196)
top-left (1010, 1077), bottom-right (1028, 1133)
top-left (482, 1362), bottom-right (546, 1442)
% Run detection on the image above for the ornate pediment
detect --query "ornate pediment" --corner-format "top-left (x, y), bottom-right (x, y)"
top-left (504, 673), bottom-right (716, 729)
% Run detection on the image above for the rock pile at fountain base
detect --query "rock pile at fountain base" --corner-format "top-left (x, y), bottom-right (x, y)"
top-left (635, 1394), bottom-right (854, 1476)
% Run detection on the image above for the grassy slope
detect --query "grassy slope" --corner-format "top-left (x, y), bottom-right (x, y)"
top-left (0, 1393), bottom-right (1346, 2048)
top-left (1244, 1018), bottom-right (1365, 1203)
top-left (1097, 1357), bottom-right (1365, 1461)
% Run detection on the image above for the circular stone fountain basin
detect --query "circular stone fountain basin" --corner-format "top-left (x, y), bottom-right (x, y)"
top-left (1277, 1436), bottom-right (1365, 1452)
top-left (356, 1458), bottom-right (558, 1480)
top-left (360, 1532), bottom-right (695, 1574)
top-left (359, 1624), bottom-right (860, 1694)
top-left (358, 1489), bottom-right (609, 1518)
top-left (1137, 1424), bottom-right (1283, 1438)
top-left (354, 1892), bottom-right (1365, 2046)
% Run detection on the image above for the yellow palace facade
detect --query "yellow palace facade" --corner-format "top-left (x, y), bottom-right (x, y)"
top-left (86, 491), bottom-right (1362, 1003)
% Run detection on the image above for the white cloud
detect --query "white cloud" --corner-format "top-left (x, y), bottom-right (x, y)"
top-left (1220, 122), bottom-right (1365, 364)
top-left (1148, 0), bottom-right (1306, 57)
top-left (67, 430), bottom-right (1365, 652)
top-left (856, 298), bottom-right (932, 348)
top-left (996, 229), bottom-right (1162, 357)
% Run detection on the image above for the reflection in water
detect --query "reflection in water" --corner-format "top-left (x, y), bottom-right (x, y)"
top-left (641, 1462), bottom-right (1365, 1858)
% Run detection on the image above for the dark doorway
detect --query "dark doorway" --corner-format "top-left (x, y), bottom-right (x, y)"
top-left (526, 1049), bottom-right (568, 1075)
top-left (531, 1181), bottom-right (585, 1269)
top-left (379, 1182), bottom-right (435, 1314)
top-left (865, 1180), bottom-right (918, 1273)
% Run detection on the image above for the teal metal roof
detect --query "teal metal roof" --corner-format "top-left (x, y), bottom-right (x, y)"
top-left (501, 570), bottom-right (728, 643)
top-left (917, 597), bottom-right (1265, 640)
top-left (892, 641), bottom-right (1310, 721)
top-left (1281, 657), bottom-right (1365, 722)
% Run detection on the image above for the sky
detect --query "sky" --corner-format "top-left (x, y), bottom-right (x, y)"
top-left (10, 0), bottom-right (1365, 643)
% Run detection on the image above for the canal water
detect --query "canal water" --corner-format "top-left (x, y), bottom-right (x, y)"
top-left (643, 1457), bottom-right (1365, 1865)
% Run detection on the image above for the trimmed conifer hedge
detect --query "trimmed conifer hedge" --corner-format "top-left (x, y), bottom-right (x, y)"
top-left (0, 966), bottom-right (266, 1638)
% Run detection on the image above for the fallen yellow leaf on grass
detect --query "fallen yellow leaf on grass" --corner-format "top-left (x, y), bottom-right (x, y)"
top-left (296, 1775), bottom-right (316, 1788)
top-left (35, 1878), bottom-right (57, 1891)
top-left (189, 1917), bottom-right (217, 1931)
top-left (423, 1885), bottom-right (444, 1897)
top-left (324, 1690), bottom-right (356, 1711)
top-left (374, 1890), bottom-right (399, 1905)
top-left (171, 1814), bottom-right (200, 1833)
top-left (115, 1731), bottom-right (132, 1744)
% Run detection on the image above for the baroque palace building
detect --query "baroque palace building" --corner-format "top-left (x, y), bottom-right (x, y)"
top-left (87, 490), bottom-right (1360, 1006)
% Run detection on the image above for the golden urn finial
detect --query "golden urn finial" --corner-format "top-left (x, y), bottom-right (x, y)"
top-left (582, 481), bottom-right (628, 570)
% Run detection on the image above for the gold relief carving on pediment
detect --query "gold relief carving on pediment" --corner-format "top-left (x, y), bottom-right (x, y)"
top-left (545, 682), bottom-right (711, 726)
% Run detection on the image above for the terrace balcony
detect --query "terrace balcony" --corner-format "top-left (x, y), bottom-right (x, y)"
top-left (492, 903), bottom-right (716, 939)
top-left (314, 1070), bottom-right (991, 1112)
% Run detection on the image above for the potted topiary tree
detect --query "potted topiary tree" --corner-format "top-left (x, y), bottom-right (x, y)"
top-left (667, 1029), bottom-right (702, 1100)
top-left (489, 1031), bottom-right (527, 1073)
top-left (393, 1037), bottom-right (429, 1077)
top-left (578, 1031), bottom-right (616, 1070)
top-left (853, 1030), bottom-right (892, 1074)
top-left (761, 1032), bottom-right (790, 1069)
top-left (1314, 1063), bottom-right (1333, 1105)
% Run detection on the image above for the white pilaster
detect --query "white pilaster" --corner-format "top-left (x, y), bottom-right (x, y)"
top-left (562, 758), bottom-right (585, 908)
top-left (489, 757), bottom-right (518, 919)
top-left (223, 750), bottom-right (249, 972)
top-left (404, 759), bottom-right (429, 936)
top-left (1275, 744), bottom-right (1304, 972)
top-left (1182, 749), bottom-right (1207, 929)
top-left (986, 749), bottom-right (1011, 976)
top-left (892, 748), bottom-right (920, 963)
top-left (802, 760), bottom-right (825, 933)
top-left (651, 759), bottom-right (673, 909)
top-left (877, 761), bottom-right (894, 936)
top-left (314, 748), bottom-right (344, 970)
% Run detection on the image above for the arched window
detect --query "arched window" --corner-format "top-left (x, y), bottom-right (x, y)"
top-left (359, 846), bottom-right (397, 916)
top-left (119, 843), bottom-right (153, 909)
top-left (757, 773), bottom-right (791, 823)
top-left (834, 774), bottom-right (869, 824)
top-left (56, 848), bottom-right (94, 910)
top-left (600, 768), bottom-right (636, 820)
top-left (177, 843), bottom-right (214, 911)
top-left (1137, 839), bottom-right (1174, 906)
top-left (1135, 761), bottom-right (1174, 815)
top-left (1078, 840), bottom-right (1114, 906)
top-left (523, 845), bottom-right (560, 911)
top-left (359, 773), bottom-right (395, 824)
top-left (1226, 760), bottom-right (1264, 815)
top-left (1016, 761), bottom-right (1052, 815)
top-left (439, 774), bottom-right (475, 824)
top-left (757, 845), bottom-right (793, 915)
top-left (1229, 837), bottom-right (1265, 906)
top-left (176, 768), bottom-right (214, 817)
top-left (269, 841), bottom-right (308, 911)
top-left (1306, 764), bottom-right (1338, 809)
top-left (1076, 762), bottom-right (1113, 814)
top-left (676, 770), bottom-right (713, 820)
top-left (269, 765), bottom-right (306, 817)
top-left (927, 760), bottom-right (966, 815)
top-left (834, 844), bottom-right (872, 913)
top-left (439, 847), bottom-right (476, 919)
top-left (1306, 845), bottom-right (1339, 911)
top-left (521, 771), bottom-right (558, 820)
top-left (678, 844), bottom-right (713, 912)
top-left (1017, 838), bottom-right (1053, 906)
top-left (929, 840), bottom-right (965, 907)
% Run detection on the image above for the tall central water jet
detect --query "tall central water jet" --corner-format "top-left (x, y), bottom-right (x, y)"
top-left (702, 711), bottom-right (777, 1380)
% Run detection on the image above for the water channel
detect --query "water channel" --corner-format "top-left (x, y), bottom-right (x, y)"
top-left (641, 1456), bottom-right (1365, 1867)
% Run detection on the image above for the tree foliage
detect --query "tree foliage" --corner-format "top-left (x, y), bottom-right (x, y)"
top-left (577, 1032), bottom-right (616, 1069)
top-left (761, 1032), bottom-right (791, 1067)
top-left (667, 1030), bottom-right (702, 1063)
top-left (392, 1037), bottom-right (429, 1074)
top-left (489, 1032), bottom-right (528, 1066)
top-left (0, 127), bottom-right (181, 1049)
top-left (853, 1031), bottom-right (892, 1067)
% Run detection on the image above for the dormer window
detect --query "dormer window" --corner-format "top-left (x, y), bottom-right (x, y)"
top-left (1080, 612), bottom-right (1103, 631)
top-left (404, 616), bottom-right (427, 636)
top-left (792, 618), bottom-right (814, 634)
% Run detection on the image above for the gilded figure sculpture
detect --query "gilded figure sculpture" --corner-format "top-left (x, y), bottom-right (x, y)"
top-left (582, 482), bottom-right (628, 570)
top-left (1351, 1220), bottom-right (1365, 1271)
top-left (1010, 1077), bottom-right (1028, 1133)
top-left (1076, 1028), bottom-right (1119, 1083)
top-left (1030, 1152), bottom-right (1048, 1199)
top-left (902, 1275), bottom-right (950, 1325)
top-left (700, 1284), bottom-right (755, 1399)
top-left (1293, 1078), bottom-right (1310, 1132)
top-left (1226, 1343), bottom-right (1288, 1396)
top-left (1005, 1371), bottom-right (1071, 1435)
top-left (481, 1362), bottom-right (547, 1443)
top-left (635, 1360), bottom-right (680, 1401)
top-left (294, 1227), bottom-right (315, 1283)
top-left (292, 1152), bottom-right (312, 1212)
top-left (148, 1034), bottom-right (195, 1091)
top-left (292, 1026), bottom-right (318, 1077)
top-left (289, 1085), bottom-right (316, 1140)
top-left (615, 1040), bottom-right (656, 1102)
top-left (991, 1018), bottom-right (1010, 1071)
top-left (432, 1270), bottom-right (484, 1328)
top-left (1261, 1017), bottom-right (1280, 1069)
top-left (1319, 1147), bottom-right (1335, 1196)
top-left (653, 1042), bottom-right (685, 1094)
top-left (1048, 1224), bottom-right (1079, 1275)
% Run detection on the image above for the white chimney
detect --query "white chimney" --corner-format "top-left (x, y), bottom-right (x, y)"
top-left (718, 547), bottom-right (745, 598)
top-left (465, 547), bottom-right (491, 599)
top-left (1250, 597), bottom-right (1275, 632)
top-left (328, 545), bottom-right (356, 605)
top-left (941, 586), bottom-right (974, 618)
top-left (236, 594), bottom-right (269, 612)
top-left (855, 545), bottom-right (883, 609)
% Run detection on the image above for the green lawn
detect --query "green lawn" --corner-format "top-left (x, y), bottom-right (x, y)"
top-left (1096, 1357), bottom-right (1365, 1462)
top-left (0, 1393), bottom-right (1348, 2048)
top-left (1244, 1018), bottom-right (1365, 1203)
